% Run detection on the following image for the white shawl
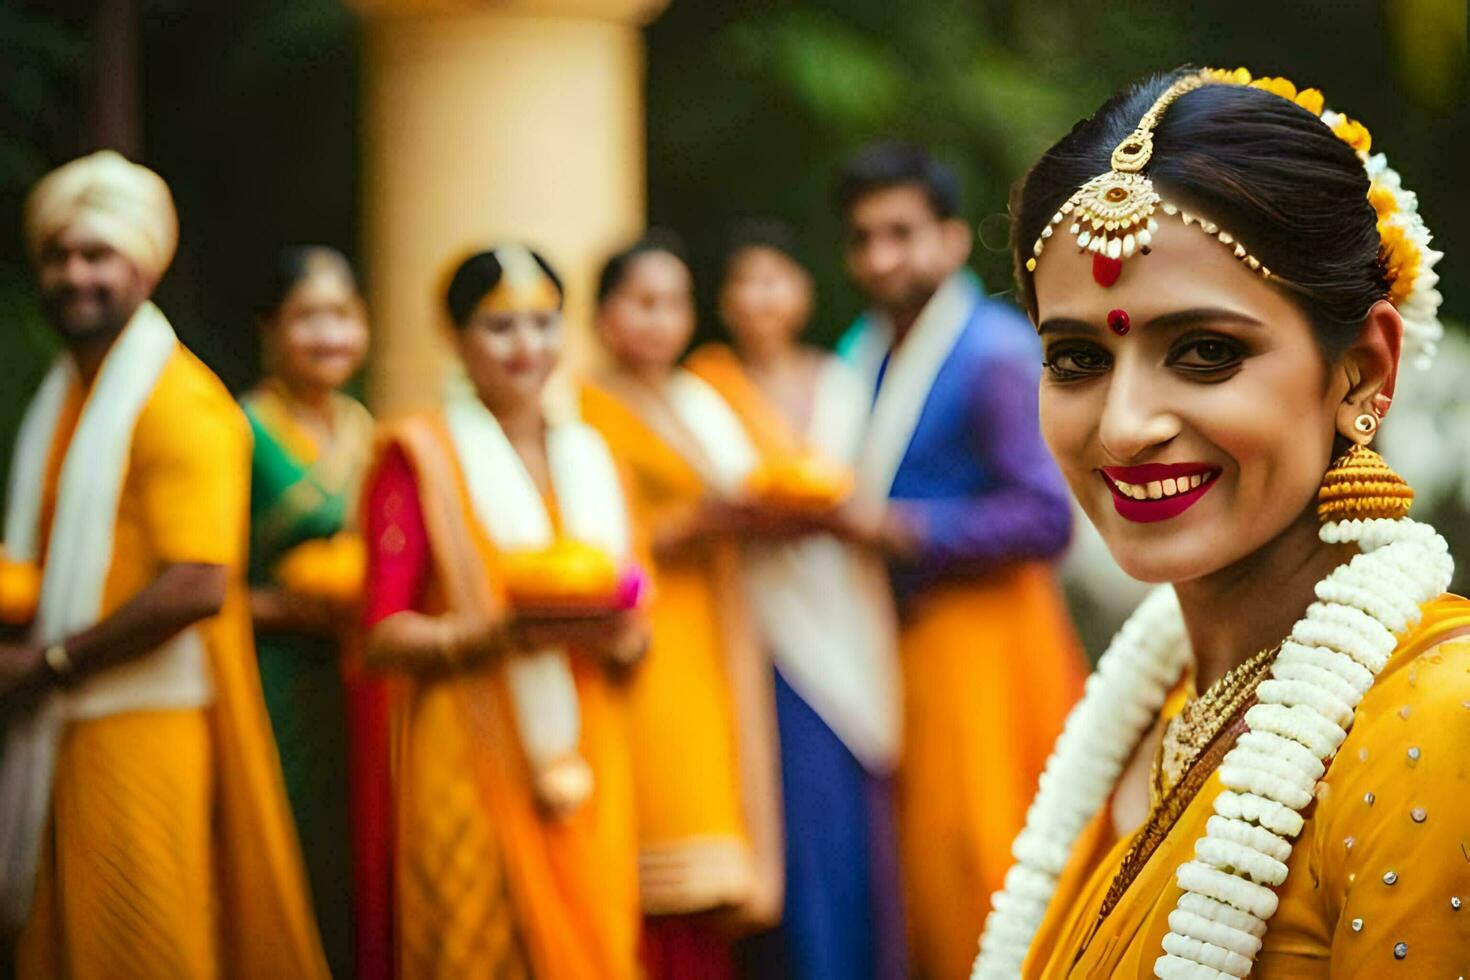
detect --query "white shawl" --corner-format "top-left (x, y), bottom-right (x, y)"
top-left (443, 384), bottom-right (630, 810)
top-left (846, 273), bottom-right (975, 502)
top-left (667, 367), bottom-right (901, 773)
top-left (0, 303), bottom-right (209, 926)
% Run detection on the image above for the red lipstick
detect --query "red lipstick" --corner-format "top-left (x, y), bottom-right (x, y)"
top-left (1100, 463), bottom-right (1221, 523)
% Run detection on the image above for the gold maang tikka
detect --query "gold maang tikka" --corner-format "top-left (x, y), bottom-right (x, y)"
top-left (1027, 70), bottom-right (1273, 288)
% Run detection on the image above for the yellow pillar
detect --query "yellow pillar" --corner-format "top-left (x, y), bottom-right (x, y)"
top-left (352, 0), bottom-right (669, 415)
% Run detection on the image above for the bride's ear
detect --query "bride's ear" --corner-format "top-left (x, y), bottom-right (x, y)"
top-left (1334, 300), bottom-right (1402, 442)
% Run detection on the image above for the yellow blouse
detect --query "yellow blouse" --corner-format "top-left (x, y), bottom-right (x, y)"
top-left (1026, 595), bottom-right (1470, 978)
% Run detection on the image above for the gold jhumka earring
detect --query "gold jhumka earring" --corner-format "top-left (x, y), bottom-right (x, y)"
top-left (1317, 415), bottom-right (1414, 523)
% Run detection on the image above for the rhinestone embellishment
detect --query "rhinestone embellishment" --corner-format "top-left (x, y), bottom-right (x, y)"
top-left (1383, 871), bottom-right (1399, 885)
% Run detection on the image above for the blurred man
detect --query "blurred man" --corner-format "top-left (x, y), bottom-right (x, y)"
top-left (0, 151), bottom-right (326, 977)
top-left (834, 142), bottom-right (1085, 980)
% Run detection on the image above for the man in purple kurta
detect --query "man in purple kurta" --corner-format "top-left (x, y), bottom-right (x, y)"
top-left (835, 142), bottom-right (1086, 980)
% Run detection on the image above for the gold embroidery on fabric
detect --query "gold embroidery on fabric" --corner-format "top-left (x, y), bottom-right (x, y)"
top-left (1094, 645), bottom-right (1281, 928)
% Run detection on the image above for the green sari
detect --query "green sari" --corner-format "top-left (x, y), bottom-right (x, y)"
top-left (244, 385), bottom-right (373, 980)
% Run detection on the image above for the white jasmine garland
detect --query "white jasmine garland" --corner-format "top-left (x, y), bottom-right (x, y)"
top-left (1166, 909), bottom-right (1262, 958)
top-left (1177, 892), bottom-right (1266, 938)
top-left (1213, 789), bottom-right (1301, 838)
top-left (970, 517), bottom-right (1453, 979)
top-left (971, 587), bottom-right (1190, 975)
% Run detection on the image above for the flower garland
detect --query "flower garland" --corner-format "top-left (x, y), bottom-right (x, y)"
top-left (971, 517), bottom-right (1453, 978)
top-left (1204, 68), bottom-right (1444, 368)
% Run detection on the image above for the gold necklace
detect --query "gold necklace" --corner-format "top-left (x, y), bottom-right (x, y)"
top-left (1150, 644), bottom-right (1282, 808)
top-left (1092, 643), bottom-right (1283, 931)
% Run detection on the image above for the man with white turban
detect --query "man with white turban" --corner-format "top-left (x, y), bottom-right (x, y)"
top-left (0, 152), bottom-right (327, 977)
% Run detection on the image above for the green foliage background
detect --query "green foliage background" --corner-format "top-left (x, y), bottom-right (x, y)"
top-left (644, 0), bottom-right (1468, 345)
top-left (1, 0), bottom-right (1466, 500)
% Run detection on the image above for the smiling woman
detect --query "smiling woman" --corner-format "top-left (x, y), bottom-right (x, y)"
top-left (973, 68), bottom-right (1469, 979)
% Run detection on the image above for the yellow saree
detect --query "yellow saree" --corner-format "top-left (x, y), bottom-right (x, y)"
top-left (369, 414), bottom-right (640, 980)
top-left (579, 380), bottom-right (783, 927)
top-left (1026, 595), bottom-right (1470, 978)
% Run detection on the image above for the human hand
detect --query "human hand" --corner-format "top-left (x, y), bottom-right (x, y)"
top-left (509, 610), bottom-right (649, 673)
top-left (0, 643), bottom-right (48, 707)
top-left (252, 587), bottom-right (356, 637)
top-left (600, 613), bottom-right (649, 679)
top-left (508, 610), bottom-right (622, 653)
top-left (713, 496), bottom-right (829, 541)
top-left (822, 499), bottom-right (920, 560)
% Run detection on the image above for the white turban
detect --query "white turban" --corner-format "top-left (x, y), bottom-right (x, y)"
top-left (23, 150), bottom-right (178, 284)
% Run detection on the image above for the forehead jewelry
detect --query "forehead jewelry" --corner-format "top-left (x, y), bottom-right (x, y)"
top-left (1107, 308), bottom-right (1131, 335)
top-left (1026, 70), bottom-right (1272, 288)
top-left (475, 243), bottom-right (560, 315)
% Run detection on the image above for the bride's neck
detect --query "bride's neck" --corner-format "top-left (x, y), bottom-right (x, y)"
top-left (1173, 506), bottom-right (1356, 691)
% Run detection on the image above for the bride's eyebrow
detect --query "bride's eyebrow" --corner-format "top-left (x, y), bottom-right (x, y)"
top-left (1037, 317), bottom-right (1100, 337)
top-left (1038, 308), bottom-right (1263, 337)
top-left (1143, 308), bottom-right (1264, 331)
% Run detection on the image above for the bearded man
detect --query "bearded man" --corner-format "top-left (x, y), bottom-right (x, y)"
top-left (0, 151), bottom-right (326, 978)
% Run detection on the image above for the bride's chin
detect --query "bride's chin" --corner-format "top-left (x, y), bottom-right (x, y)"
top-left (1099, 532), bottom-right (1227, 586)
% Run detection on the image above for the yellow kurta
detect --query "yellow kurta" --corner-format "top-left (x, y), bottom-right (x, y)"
top-left (579, 381), bottom-right (783, 927)
top-left (16, 346), bottom-right (326, 979)
top-left (375, 415), bottom-right (641, 980)
top-left (1026, 595), bottom-right (1470, 978)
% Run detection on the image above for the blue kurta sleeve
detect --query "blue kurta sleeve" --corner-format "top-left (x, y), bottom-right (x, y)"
top-left (893, 351), bottom-right (1073, 569)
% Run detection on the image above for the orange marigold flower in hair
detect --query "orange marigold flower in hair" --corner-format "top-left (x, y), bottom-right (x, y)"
top-left (1368, 183), bottom-right (1398, 219)
top-left (1206, 66), bottom-right (1252, 85)
top-left (1332, 116), bottom-right (1372, 154)
top-left (1250, 76), bottom-right (1298, 100)
top-left (1378, 221), bottom-right (1420, 306)
top-left (1294, 88), bottom-right (1325, 115)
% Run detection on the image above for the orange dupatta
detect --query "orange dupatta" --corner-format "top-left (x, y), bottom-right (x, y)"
top-left (382, 415), bottom-right (639, 980)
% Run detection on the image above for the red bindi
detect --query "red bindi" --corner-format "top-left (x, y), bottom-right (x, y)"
top-left (1107, 308), bottom-right (1131, 335)
top-left (1092, 254), bottom-right (1123, 287)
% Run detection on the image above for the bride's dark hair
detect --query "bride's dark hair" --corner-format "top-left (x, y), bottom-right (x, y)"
top-left (1012, 68), bottom-right (1389, 359)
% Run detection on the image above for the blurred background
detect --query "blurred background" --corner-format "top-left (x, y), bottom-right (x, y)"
top-left (3, 0), bottom-right (1467, 640)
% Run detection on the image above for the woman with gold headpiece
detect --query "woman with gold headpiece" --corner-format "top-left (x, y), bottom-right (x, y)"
top-left (243, 246), bottom-right (373, 978)
top-left (358, 244), bottom-right (646, 979)
top-left (972, 68), bottom-right (1466, 978)
top-left (580, 235), bottom-right (793, 977)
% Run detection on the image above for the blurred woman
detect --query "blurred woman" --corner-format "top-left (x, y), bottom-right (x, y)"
top-left (581, 235), bottom-right (787, 978)
top-left (244, 245), bottom-right (372, 977)
top-left (360, 245), bottom-right (644, 979)
top-left (687, 220), bottom-right (906, 979)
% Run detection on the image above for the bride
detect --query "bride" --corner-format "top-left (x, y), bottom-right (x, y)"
top-left (974, 67), bottom-right (1466, 977)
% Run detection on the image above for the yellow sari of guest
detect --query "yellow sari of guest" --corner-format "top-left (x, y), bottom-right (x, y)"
top-left (579, 381), bottom-right (783, 927)
top-left (1027, 595), bottom-right (1470, 978)
top-left (372, 414), bottom-right (639, 980)
top-left (683, 346), bottom-right (799, 459)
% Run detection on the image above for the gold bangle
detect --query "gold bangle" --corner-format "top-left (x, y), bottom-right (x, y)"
top-left (43, 643), bottom-right (75, 683)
